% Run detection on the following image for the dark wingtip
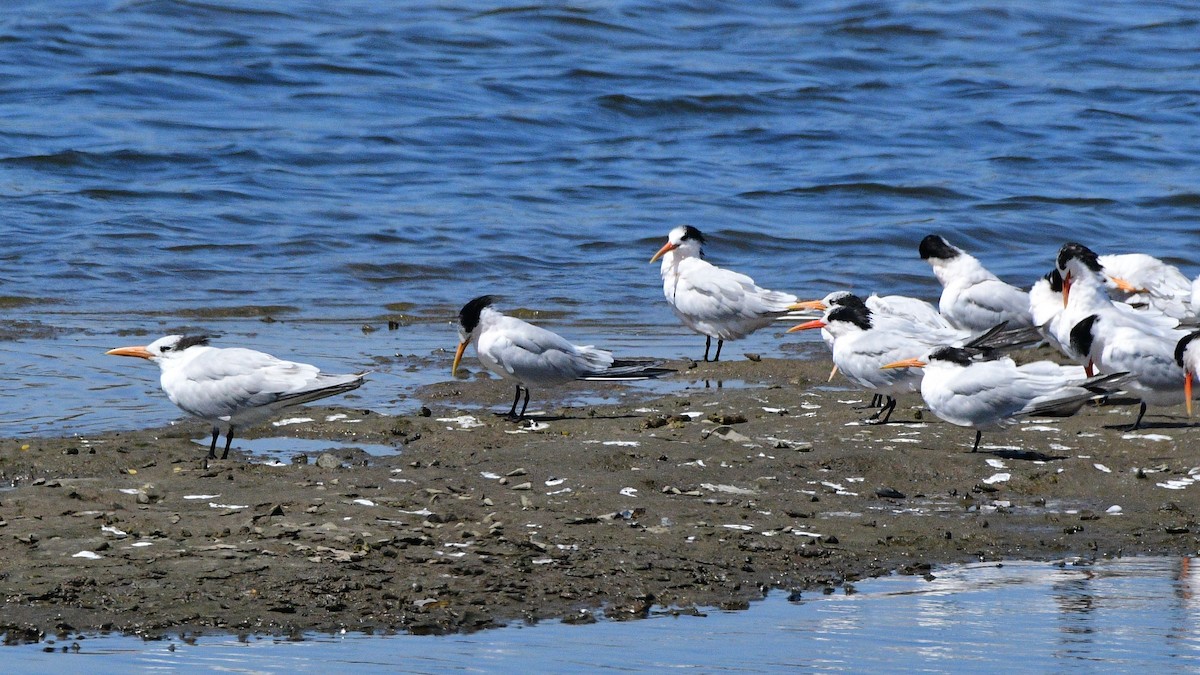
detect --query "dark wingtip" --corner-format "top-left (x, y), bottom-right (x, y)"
top-left (459, 295), bottom-right (496, 333)
top-left (1068, 314), bottom-right (1099, 358)
top-left (918, 234), bottom-right (958, 261)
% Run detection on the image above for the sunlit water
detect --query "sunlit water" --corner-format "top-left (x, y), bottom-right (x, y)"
top-left (2, 1), bottom-right (1199, 436)
top-left (6, 557), bottom-right (1199, 673)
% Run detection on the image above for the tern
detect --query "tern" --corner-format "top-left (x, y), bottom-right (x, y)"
top-left (788, 303), bottom-right (1039, 424)
top-left (919, 234), bottom-right (1034, 332)
top-left (1069, 313), bottom-right (1189, 430)
top-left (1028, 268), bottom-right (1088, 365)
top-left (883, 346), bottom-right (1127, 452)
top-left (791, 291), bottom-right (954, 333)
top-left (1098, 252), bottom-right (1196, 321)
top-left (453, 295), bottom-right (671, 420)
top-left (650, 225), bottom-right (798, 362)
top-left (107, 335), bottom-right (366, 460)
top-left (1056, 243), bottom-right (1179, 334)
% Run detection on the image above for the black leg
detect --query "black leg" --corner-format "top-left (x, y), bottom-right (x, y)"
top-left (878, 396), bottom-right (896, 424)
top-left (1129, 401), bottom-right (1148, 431)
top-left (221, 426), bottom-right (235, 460)
top-left (703, 336), bottom-right (712, 362)
top-left (517, 386), bottom-right (531, 419)
top-left (972, 430), bottom-right (982, 453)
top-left (864, 396), bottom-right (896, 425)
top-left (507, 385), bottom-right (522, 417)
top-left (714, 339), bottom-right (724, 362)
top-left (208, 427), bottom-right (219, 460)
top-left (871, 394), bottom-right (882, 408)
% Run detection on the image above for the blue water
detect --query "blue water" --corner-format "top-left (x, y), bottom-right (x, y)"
top-left (6, 557), bottom-right (1199, 672)
top-left (2, 1), bottom-right (1199, 434)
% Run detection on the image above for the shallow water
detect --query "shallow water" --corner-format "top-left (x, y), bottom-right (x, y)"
top-left (3, 2), bottom-right (1199, 434)
top-left (6, 557), bottom-right (1198, 673)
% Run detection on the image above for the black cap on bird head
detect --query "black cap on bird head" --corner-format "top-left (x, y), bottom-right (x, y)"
top-left (1056, 243), bottom-right (1103, 274)
top-left (825, 303), bottom-right (872, 331)
top-left (918, 234), bottom-right (959, 261)
top-left (171, 335), bottom-right (212, 351)
top-left (679, 225), bottom-right (706, 246)
top-left (458, 295), bottom-right (496, 335)
top-left (927, 345), bottom-right (976, 366)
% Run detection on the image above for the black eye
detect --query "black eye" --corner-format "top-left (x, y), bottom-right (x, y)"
top-left (160, 345), bottom-right (172, 353)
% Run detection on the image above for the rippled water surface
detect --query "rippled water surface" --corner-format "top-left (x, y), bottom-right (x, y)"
top-left (7, 557), bottom-right (1199, 672)
top-left (2, 1), bottom-right (1199, 433)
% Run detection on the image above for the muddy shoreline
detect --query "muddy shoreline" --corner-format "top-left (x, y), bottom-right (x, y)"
top-left (1, 355), bottom-right (1197, 641)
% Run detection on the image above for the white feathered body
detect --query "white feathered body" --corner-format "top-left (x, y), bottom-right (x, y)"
top-left (660, 253), bottom-right (797, 341)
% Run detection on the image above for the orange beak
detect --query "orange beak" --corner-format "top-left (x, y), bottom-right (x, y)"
top-left (1062, 271), bottom-right (1072, 307)
top-left (828, 364), bottom-right (839, 382)
top-left (1187, 372), bottom-right (1193, 417)
top-left (649, 241), bottom-right (678, 263)
top-left (881, 357), bottom-right (926, 370)
top-left (786, 319), bottom-right (826, 333)
top-left (452, 341), bottom-right (468, 376)
top-left (106, 345), bottom-right (154, 360)
top-left (788, 300), bottom-right (828, 312)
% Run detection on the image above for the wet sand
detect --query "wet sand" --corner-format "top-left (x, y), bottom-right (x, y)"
top-left (1, 354), bottom-right (1197, 640)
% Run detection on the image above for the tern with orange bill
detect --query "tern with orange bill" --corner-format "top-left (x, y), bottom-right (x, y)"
top-left (651, 225), bottom-right (798, 362)
top-left (453, 295), bottom-right (670, 420)
top-left (1174, 330), bottom-right (1200, 417)
top-left (882, 346), bottom-right (1127, 452)
top-left (1069, 313), bottom-right (1189, 430)
top-left (107, 335), bottom-right (366, 461)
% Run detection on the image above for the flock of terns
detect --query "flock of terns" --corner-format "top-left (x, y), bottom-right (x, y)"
top-left (106, 225), bottom-right (1200, 460)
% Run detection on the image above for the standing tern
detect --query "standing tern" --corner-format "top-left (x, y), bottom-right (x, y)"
top-left (453, 295), bottom-right (671, 420)
top-left (787, 303), bottom-right (1039, 424)
top-left (919, 234), bottom-right (1034, 332)
top-left (883, 346), bottom-right (1127, 452)
top-left (107, 335), bottom-right (366, 460)
top-left (1069, 313), bottom-right (1189, 430)
top-left (650, 225), bottom-right (798, 362)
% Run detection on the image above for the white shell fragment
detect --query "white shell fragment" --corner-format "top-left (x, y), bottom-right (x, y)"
top-left (619, 487), bottom-right (638, 497)
top-left (437, 415), bottom-right (484, 430)
top-left (1094, 463), bottom-right (1112, 473)
top-left (272, 417), bottom-right (314, 427)
top-left (982, 473), bottom-right (1011, 485)
top-left (72, 551), bottom-right (102, 560)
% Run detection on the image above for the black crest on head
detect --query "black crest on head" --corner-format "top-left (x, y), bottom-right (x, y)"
top-left (829, 293), bottom-right (866, 309)
top-left (1057, 243), bottom-right (1102, 273)
top-left (173, 335), bottom-right (211, 351)
top-left (1068, 314), bottom-right (1099, 358)
top-left (679, 225), bottom-right (706, 246)
top-left (919, 234), bottom-right (958, 261)
top-left (1174, 331), bottom-right (1200, 368)
top-left (927, 346), bottom-right (974, 366)
top-left (459, 295), bottom-right (496, 333)
top-left (827, 303), bottom-right (872, 331)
